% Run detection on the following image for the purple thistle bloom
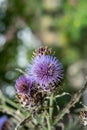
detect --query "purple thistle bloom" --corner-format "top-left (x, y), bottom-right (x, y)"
top-left (0, 116), bottom-right (8, 130)
top-left (27, 55), bottom-right (63, 90)
top-left (15, 75), bottom-right (32, 95)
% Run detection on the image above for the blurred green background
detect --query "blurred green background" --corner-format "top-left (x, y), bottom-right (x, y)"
top-left (0, 0), bottom-right (87, 129)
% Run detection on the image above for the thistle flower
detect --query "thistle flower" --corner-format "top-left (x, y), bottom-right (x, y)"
top-left (32, 46), bottom-right (54, 57)
top-left (27, 55), bottom-right (63, 91)
top-left (15, 75), bottom-right (44, 108)
top-left (80, 110), bottom-right (87, 126)
top-left (17, 85), bottom-right (45, 108)
top-left (15, 75), bottom-right (32, 95)
top-left (0, 116), bottom-right (8, 130)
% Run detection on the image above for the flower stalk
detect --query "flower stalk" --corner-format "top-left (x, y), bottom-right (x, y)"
top-left (46, 113), bottom-right (52, 130)
top-left (53, 80), bottom-right (87, 125)
top-left (49, 93), bottom-right (54, 123)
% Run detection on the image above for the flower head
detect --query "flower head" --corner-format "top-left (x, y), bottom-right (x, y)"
top-left (0, 116), bottom-right (8, 130)
top-left (80, 110), bottom-right (87, 126)
top-left (17, 85), bottom-right (45, 108)
top-left (33, 46), bottom-right (53, 58)
top-left (15, 75), bottom-right (32, 95)
top-left (27, 55), bottom-right (63, 90)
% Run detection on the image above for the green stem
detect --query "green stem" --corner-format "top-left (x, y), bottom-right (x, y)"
top-left (46, 113), bottom-right (51, 130)
top-left (5, 97), bottom-right (18, 109)
top-left (15, 115), bottom-right (31, 130)
top-left (53, 109), bottom-right (66, 125)
top-left (49, 94), bottom-right (53, 123)
top-left (0, 105), bottom-right (22, 121)
top-left (0, 91), bottom-right (18, 109)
